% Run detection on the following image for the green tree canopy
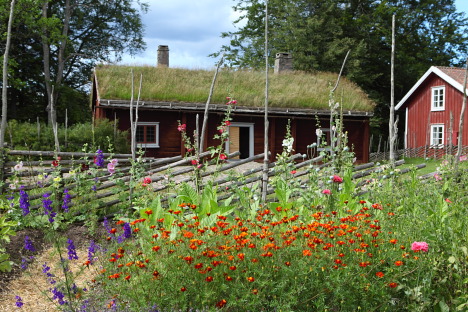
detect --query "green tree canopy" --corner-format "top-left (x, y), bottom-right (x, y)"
top-left (217, 0), bottom-right (468, 138)
top-left (0, 0), bottom-right (148, 124)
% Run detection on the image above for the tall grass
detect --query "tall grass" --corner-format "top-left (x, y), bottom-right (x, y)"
top-left (95, 65), bottom-right (375, 112)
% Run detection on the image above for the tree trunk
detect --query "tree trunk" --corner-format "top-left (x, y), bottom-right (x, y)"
top-left (1, 0), bottom-right (16, 148)
top-left (43, 0), bottom-right (72, 125)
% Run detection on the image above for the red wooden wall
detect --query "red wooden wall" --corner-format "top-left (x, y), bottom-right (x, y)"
top-left (95, 105), bottom-right (370, 163)
top-left (405, 73), bottom-right (468, 148)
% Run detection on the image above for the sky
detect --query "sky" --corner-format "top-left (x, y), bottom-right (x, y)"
top-left (119, 0), bottom-right (468, 70)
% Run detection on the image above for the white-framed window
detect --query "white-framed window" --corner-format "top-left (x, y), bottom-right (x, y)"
top-left (430, 124), bottom-right (444, 147)
top-left (431, 86), bottom-right (445, 111)
top-left (225, 122), bottom-right (254, 159)
top-left (316, 128), bottom-right (331, 151)
top-left (136, 122), bottom-right (160, 148)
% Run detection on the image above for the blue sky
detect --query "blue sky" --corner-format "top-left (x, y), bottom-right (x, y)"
top-left (119, 0), bottom-right (468, 69)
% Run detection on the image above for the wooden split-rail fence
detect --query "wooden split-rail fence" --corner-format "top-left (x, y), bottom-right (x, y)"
top-left (1, 150), bottom-right (435, 213)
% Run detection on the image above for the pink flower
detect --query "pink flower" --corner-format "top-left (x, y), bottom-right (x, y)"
top-left (107, 163), bottom-right (115, 175)
top-left (224, 120), bottom-right (231, 126)
top-left (322, 189), bottom-right (331, 195)
top-left (411, 242), bottom-right (429, 252)
top-left (332, 175), bottom-right (343, 183)
top-left (219, 127), bottom-right (225, 134)
top-left (290, 170), bottom-right (297, 174)
top-left (191, 159), bottom-right (199, 166)
top-left (177, 124), bottom-right (186, 132)
top-left (110, 159), bottom-right (119, 165)
top-left (459, 155), bottom-right (467, 162)
top-left (143, 177), bottom-right (152, 184)
top-left (226, 98), bottom-right (238, 105)
top-left (219, 154), bottom-right (227, 160)
top-left (445, 198), bottom-right (452, 203)
top-left (434, 173), bottom-right (442, 181)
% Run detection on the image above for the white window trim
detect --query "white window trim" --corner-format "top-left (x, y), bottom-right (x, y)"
top-left (431, 86), bottom-right (445, 111)
top-left (225, 122), bottom-right (254, 159)
top-left (430, 124), bottom-right (444, 148)
top-left (136, 122), bottom-right (160, 148)
top-left (317, 128), bottom-right (331, 151)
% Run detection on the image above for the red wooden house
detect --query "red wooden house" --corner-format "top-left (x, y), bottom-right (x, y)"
top-left (395, 66), bottom-right (468, 156)
top-left (91, 49), bottom-right (374, 163)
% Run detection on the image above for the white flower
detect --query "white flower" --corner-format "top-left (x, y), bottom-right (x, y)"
top-left (14, 161), bottom-right (23, 171)
top-left (315, 129), bottom-right (322, 137)
top-left (282, 137), bottom-right (294, 153)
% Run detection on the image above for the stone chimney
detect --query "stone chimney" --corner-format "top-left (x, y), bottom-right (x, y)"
top-left (274, 52), bottom-right (292, 74)
top-left (157, 45), bottom-right (169, 67)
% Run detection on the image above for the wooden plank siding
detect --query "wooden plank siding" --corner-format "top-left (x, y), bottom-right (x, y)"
top-left (96, 106), bottom-right (370, 163)
top-left (405, 73), bottom-right (468, 148)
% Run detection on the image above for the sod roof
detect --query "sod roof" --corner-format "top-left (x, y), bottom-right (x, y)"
top-left (94, 65), bottom-right (375, 113)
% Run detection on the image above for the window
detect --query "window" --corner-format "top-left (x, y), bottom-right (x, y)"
top-left (431, 86), bottom-right (445, 111)
top-left (136, 122), bottom-right (159, 148)
top-left (430, 124), bottom-right (444, 147)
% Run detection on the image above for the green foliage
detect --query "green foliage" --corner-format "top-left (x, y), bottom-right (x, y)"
top-left (0, 209), bottom-right (17, 272)
top-left (5, 119), bottom-right (129, 153)
top-left (0, 0), bottom-right (148, 123)
top-left (218, 0), bottom-right (468, 139)
top-left (6, 122), bottom-right (468, 310)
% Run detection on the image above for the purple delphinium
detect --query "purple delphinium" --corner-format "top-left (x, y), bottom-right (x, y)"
top-left (117, 222), bottom-right (132, 243)
top-left (15, 295), bottom-right (23, 308)
top-left (51, 287), bottom-right (66, 305)
top-left (19, 188), bottom-right (30, 216)
top-left (42, 193), bottom-right (56, 223)
top-left (94, 149), bottom-right (105, 167)
top-left (103, 217), bottom-right (111, 233)
top-left (88, 240), bottom-right (98, 264)
top-left (62, 189), bottom-right (71, 212)
top-left (24, 236), bottom-right (35, 252)
top-left (20, 258), bottom-right (28, 270)
top-left (67, 238), bottom-right (78, 260)
top-left (42, 263), bottom-right (56, 284)
top-left (123, 223), bottom-right (132, 239)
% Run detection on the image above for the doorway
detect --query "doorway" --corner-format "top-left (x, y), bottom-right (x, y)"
top-left (226, 123), bottom-right (254, 159)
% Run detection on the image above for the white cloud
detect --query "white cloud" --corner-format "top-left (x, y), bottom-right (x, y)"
top-left (119, 0), bottom-right (238, 69)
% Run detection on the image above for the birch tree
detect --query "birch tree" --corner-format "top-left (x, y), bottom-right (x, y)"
top-left (0, 0), bottom-right (16, 148)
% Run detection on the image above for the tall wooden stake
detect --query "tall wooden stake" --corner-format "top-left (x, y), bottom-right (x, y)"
top-left (454, 57), bottom-right (468, 173)
top-left (51, 86), bottom-right (60, 153)
top-left (389, 14), bottom-right (397, 166)
top-left (261, 0), bottom-right (270, 202)
top-left (65, 108), bottom-right (68, 147)
top-left (130, 70), bottom-right (135, 160)
top-left (199, 55), bottom-right (224, 152)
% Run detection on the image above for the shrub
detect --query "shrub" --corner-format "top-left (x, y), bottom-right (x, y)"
top-left (5, 119), bottom-right (129, 153)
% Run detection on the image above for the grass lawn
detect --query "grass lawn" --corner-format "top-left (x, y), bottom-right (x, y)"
top-left (401, 157), bottom-right (441, 175)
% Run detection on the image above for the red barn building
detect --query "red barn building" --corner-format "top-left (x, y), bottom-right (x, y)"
top-left (396, 66), bottom-right (468, 156)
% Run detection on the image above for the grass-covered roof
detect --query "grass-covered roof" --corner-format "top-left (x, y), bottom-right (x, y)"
top-left (94, 65), bottom-right (375, 112)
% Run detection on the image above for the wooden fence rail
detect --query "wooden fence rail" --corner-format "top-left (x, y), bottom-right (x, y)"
top-left (2, 149), bottom-right (435, 212)
top-left (371, 145), bottom-right (468, 162)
